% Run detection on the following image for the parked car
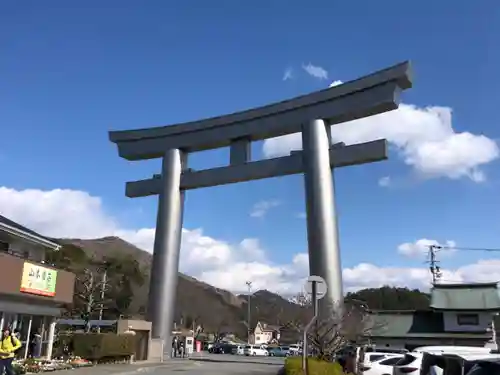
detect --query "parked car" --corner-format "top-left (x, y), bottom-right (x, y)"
top-left (209, 343), bottom-right (233, 354)
top-left (412, 352), bottom-right (500, 375)
top-left (244, 345), bottom-right (268, 356)
top-left (268, 346), bottom-right (289, 357)
top-left (231, 345), bottom-right (245, 355)
top-left (392, 347), bottom-right (499, 375)
top-left (288, 344), bottom-right (301, 356)
top-left (360, 354), bottom-right (404, 375)
top-left (463, 356), bottom-right (500, 375)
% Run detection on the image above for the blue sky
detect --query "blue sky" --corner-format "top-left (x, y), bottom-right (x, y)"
top-left (1, 1), bottom-right (499, 292)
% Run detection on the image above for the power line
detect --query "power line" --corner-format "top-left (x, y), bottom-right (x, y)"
top-left (426, 243), bottom-right (500, 285)
top-left (433, 245), bottom-right (500, 253)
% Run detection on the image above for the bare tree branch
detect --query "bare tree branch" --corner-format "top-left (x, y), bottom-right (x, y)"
top-left (286, 294), bottom-right (387, 362)
top-left (305, 300), bottom-right (387, 361)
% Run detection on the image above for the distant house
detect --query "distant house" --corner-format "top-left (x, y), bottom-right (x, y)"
top-left (367, 282), bottom-right (500, 350)
top-left (254, 321), bottom-right (281, 345)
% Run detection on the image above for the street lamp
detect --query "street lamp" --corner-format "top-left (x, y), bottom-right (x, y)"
top-left (246, 281), bottom-right (252, 343)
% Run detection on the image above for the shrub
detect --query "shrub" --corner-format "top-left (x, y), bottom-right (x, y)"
top-left (72, 333), bottom-right (136, 362)
top-left (284, 357), bottom-right (347, 375)
top-left (53, 332), bottom-right (74, 358)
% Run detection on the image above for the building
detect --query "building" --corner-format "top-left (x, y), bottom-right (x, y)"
top-left (0, 215), bottom-right (76, 359)
top-left (253, 321), bottom-right (281, 345)
top-left (368, 282), bottom-right (500, 350)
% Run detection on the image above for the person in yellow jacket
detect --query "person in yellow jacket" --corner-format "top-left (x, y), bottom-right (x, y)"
top-left (0, 327), bottom-right (22, 375)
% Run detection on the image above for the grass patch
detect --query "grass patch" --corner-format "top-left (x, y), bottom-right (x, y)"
top-left (284, 357), bottom-right (346, 375)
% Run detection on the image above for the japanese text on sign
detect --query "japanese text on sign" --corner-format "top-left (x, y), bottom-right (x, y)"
top-left (20, 261), bottom-right (58, 297)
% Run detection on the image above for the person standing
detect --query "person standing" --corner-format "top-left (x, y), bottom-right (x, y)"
top-left (179, 339), bottom-right (185, 358)
top-left (172, 336), bottom-right (178, 358)
top-left (0, 327), bottom-right (22, 375)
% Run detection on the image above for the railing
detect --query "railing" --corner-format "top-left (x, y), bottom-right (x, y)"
top-left (1, 247), bottom-right (67, 271)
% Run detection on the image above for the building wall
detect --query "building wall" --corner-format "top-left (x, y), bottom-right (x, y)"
top-left (443, 311), bottom-right (492, 332)
top-left (8, 239), bottom-right (47, 263)
top-left (369, 338), bottom-right (408, 348)
top-left (371, 337), bottom-right (491, 350)
top-left (254, 323), bottom-right (280, 345)
top-left (254, 329), bottom-right (272, 344)
top-left (0, 252), bottom-right (75, 304)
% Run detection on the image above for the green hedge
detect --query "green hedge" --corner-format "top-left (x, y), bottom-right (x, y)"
top-left (72, 333), bottom-right (136, 361)
top-left (53, 332), bottom-right (74, 358)
top-left (284, 357), bottom-right (347, 375)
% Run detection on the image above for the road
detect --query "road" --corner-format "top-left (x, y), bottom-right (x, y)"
top-left (155, 353), bottom-right (285, 375)
top-left (57, 353), bottom-right (285, 375)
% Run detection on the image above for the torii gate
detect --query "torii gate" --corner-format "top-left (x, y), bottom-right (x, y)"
top-left (109, 61), bottom-right (412, 357)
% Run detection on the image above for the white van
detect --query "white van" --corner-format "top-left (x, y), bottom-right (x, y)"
top-left (392, 347), bottom-right (496, 375)
top-left (288, 344), bottom-right (301, 356)
top-left (244, 345), bottom-right (268, 356)
top-left (415, 352), bottom-right (500, 375)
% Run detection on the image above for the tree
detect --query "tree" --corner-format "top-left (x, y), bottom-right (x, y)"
top-left (346, 286), bottom-right (430, 310)
top-left (287, 292), bottom-right (385, 360)
top-left (306, 301), bottom-right (385, 361)
top-left (103, 254), bottom-right (146, 318)
top-left (45, 243), bottom-right (88, 271)
top-left (73, 268), bottom-right (110, 332)
top-left (212, 316), bottom-right (229, 342)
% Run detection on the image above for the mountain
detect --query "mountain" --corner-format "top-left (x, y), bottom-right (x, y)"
top-left (52, 237), bottom-right (431, 336)
top-left (346, 286), bottom-right (431, 310)
top-left (55, 237), bottom-right (304, 337)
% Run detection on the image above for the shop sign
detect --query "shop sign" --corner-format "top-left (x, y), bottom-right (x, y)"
top-left (20, 261), bottom-right (58, 297)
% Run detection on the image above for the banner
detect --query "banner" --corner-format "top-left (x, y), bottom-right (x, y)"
top-left (20, 261), bottom-right (58, 297)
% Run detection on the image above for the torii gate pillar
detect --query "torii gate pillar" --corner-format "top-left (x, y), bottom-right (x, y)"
top-left (302, 119), bottom-right (344, 309)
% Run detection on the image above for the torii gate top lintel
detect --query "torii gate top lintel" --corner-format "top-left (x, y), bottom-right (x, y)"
top-left (109, 61), bottom-right (412, 160)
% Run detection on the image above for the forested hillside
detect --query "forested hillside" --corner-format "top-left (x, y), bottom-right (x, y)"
top-left (47, 236), bottom-right (431, 335)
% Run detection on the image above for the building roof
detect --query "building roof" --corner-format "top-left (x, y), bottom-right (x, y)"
top-left (0, 214), bottom-right (60, 250)
top-left (256, 322), bottom-right (280, 332)
top-left (369, 310), bottom-right (491, 339)
top-left (430, 283), bottom-right (500, 311)
top-left (57, 319), bottom-right (117, 327)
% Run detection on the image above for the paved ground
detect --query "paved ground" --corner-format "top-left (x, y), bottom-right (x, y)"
top-left (58, 353), bottom-right (284, 375)
top-left (183, 353), bottom-right (284, 375)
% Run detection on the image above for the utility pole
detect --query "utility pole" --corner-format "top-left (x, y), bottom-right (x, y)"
top-left (427, 245), bottom-right (442, 285)
top-left (246, 281), bottom-right (252, 343)
top-left (97, 267), bottom-right (108, 333)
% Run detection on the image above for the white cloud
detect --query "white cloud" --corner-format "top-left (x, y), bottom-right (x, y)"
top-left (398, 238), bottom-right (456, 258)
top-left (262, 104), bottom-right (499, 182)
top-left (0, 186), bottom-right (498, 295)
top-left (249, 199), bottom-right (280, 218)
top-left (378, 176), bottom-right (391, 187)
top-left (330, 80), bottom-right (343, 87)
top-left (302, 63), bottom-right (328, 80)
top-left (283, 68), bottom-right (293, 81)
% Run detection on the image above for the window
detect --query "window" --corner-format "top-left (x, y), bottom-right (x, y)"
top-left (466, 362), bottom-right (500, 375)
top-left (0, 241), bottom-right (9, 252)
top-left (395, 354), bottom-right (417, 366)
top-left (368, 354), bottom-right (386, 362)
top-left (379, 357), bottom-right (403, 366)
top-left (457, 313), bottom-right (479, 326)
